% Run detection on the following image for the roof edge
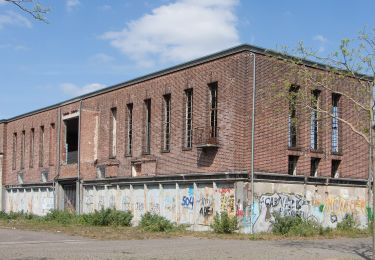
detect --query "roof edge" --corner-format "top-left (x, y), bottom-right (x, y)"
top-left (1, 43), bottom-right (372, 123)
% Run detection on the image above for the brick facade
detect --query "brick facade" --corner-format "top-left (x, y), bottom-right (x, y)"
top-left (0, 45), bottom-right (369, 188)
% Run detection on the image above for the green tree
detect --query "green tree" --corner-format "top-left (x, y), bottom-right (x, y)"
top-left (272, 27), bottom-right (374, 258)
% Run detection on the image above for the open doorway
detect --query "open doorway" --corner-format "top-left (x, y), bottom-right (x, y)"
top-left (64, 117), bottom-right (79, 164)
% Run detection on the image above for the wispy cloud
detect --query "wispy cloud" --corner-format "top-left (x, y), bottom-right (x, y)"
top-left (0, 43), bottom-right (29, 51)
top-left (313, 34), bottom-right (328, 53)
top-left (98, 4), bottom-right (112, 11)
top-left (66, 0), bottom-right (80, 11)
top-left (60, 83), bottom-right (105, 97)
top-left (101, 0), bottom-right (240, 67)
top-left (0, 10), bottom-right (31, 29)
top-left (89, 53), bottom-right (114, 64)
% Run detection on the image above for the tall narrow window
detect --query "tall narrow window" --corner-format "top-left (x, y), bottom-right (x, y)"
top-left (12, 132), bottom-right (17, 170)
top-left (162, 94), bottom-right (171, 152)
top-left (143, 99), bottom-right (151, 154)
top-left (331, 160), bottom-right (341, 178)
top-left (288, 86), bottom-right (299, 148)
top-left (209, 82), bottom-right (218, 138)
top-left (110, 107), bottom-right (117, 158)
top-left (49, 123), bottom-right (55, 166)
top-left (332, 93), bottom-right (341, 153)
top-left (288, 155), bottom-right (298, 175)
top-left (64, 118), bottom-right (79, 164)
top-left (184, 89), bottom-right (193, 149)
top-left (29, 128), bottom-right (34, 168)
top-left (126, 103), bottom-right (133, 156)
top-left (39, 126), bottom-right (44, 167)
top-left (310, 90), bottom-right (321, 150)
top-left (310, 157), bottom-right (320, 177)
top-left (21, 130), bottom-right (25, 170)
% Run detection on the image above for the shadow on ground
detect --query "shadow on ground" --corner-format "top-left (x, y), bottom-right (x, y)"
top-left (279, 239), bottom-right (372, 260)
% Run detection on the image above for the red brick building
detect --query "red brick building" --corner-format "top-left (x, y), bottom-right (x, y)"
top-left (0, 45), bottom-right (370, 232)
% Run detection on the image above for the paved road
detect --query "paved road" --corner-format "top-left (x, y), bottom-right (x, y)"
top-left (0, 228), bottom-right (371, 260)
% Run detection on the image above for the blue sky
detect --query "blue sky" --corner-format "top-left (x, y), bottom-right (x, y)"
top-left (0, 0), bottom-right (373, 119)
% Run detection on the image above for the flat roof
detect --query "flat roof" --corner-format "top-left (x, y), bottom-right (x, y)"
top-left (0, 43), bottom-right (371, 123)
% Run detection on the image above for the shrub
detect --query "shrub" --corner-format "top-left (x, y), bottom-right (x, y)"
top-left (43, 210), bottom-right (76, 225)
top-left (337, 214), bottom-right (357, 231)
top-left (139, 212), bottom-right (175, 232)
top-left (211, 212), bottom-right (238, 234)
top-left (80, 208), bottom-right (133, 226)
top-left (272, 214), bottom-right (322, 237)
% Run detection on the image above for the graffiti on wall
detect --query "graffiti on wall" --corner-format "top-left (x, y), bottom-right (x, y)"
top-left (219, 188), bottom-right (235, 216)
top-left (246, 193), bottom-right (368, 233)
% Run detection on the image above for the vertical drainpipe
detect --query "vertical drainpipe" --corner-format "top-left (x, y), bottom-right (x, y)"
top-left (55, 108), bottom-right (61, 210)
top-left (250, 52), bottom-right (256, 234)
top-left (77, 100), bottom-right (82, 214)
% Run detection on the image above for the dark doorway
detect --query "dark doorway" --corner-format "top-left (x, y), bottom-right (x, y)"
top-left (63, 184), bottom-right (76, 212)
top-left (65, 117), bottom-right (79, 164)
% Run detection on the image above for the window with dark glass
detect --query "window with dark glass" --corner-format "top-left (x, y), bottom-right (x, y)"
top-left (144, 99), bottom-right (151, 154)
top-left (288, 155), bottom-right (298, 175)
top-left (332, 93), bottom-right (341, 153)
top-left (184, 89), bottom-right (193, 149)
top-left (310, 90), bottom-right (321, 150)
top-left (126, 103), bottom-right (133, 156)
top-left (331, 160), bottom-right (341, 178)
top-left (209, 82), bottom-right (218, 138)
top-left (288, 86), bottom-right (299, 148)
top-left (310, 157), bottom-right (320, 177)
top-left (162, 94), bottom-right (171, 152)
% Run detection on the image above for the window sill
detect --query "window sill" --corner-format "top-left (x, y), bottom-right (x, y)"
top-left (331, 151), bottom-right (343, 156)
top-left (182, 147), bottom-right (192, 151)
top-left (161, 149), bottom-right (170, 153)
top-left (310, 149), bottom-right (324, 154)
top-left (287, 146), bottom-right (302, 151)
top-left (125, 154), bottom-right (132, 158)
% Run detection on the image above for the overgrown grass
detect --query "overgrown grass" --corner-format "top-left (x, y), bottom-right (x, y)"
top-left (0, 210), bottom-right (371, 240)
top-left (211, 212), bottom-right (238, 234)
top-left (80, 208), bottom-right (133, 227)
top-left (0, 209), bottom-right (133, 227)
top-left (139, 212), bottom-right (182, 232)
top-left (272, 214), bottom-right (369, 238)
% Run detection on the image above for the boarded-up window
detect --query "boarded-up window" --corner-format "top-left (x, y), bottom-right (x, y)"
top-left (39, 126), bottom-right (44, 167)
top-left (21, 130), bottom-right (25, 169)
top-left (12, 132), bottom-right (17, 170)
top-left (29, 128), bottom-right (34, 168)
top-left (49, 123), bottom-right (55, 166)
top-left (110, 107), bottom-right (117, 158)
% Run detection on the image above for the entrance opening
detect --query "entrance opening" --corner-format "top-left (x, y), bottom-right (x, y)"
top-left (65, 117), bottom-right (79, 164)
top-left (63, 183), bottom-right (76, 212)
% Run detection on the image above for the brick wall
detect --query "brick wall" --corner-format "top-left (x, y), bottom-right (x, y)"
top-left (1, 49), bottom-right (369, 186)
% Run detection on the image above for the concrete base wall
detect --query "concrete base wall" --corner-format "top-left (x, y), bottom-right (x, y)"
top-left (4, 187), bottom-right (54, 215)
top-left (3, 180), bottom-right (371, 233)
top-left (241, 182), bottom-right (370, 233)
top-left (82, 182), bottom-right (236, 231)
